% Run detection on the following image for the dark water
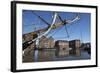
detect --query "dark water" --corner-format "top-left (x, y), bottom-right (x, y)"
top-left (34, 49), bottom-right (90, 62)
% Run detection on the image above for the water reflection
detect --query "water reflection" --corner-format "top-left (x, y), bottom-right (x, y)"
top-left (34, 49), bottom-right (38, 62)
top-left (33, 49), bottom-right (90, 62)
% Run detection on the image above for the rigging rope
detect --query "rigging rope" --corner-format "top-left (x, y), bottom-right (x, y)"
top-left (29, 12), bottom-right (57, 43)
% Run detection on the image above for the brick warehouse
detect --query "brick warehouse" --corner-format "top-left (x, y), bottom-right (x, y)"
top-left (38, 36), bottom-right (55, 49)
top-left (55, 40), bottom-right (70, 57)
top-left (23, 32), bottom-right (81, 57)
top-left (69, 40), bottom-right (81, 56)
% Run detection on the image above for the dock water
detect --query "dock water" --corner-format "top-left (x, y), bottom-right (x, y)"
top-left (23, 48), bottom-right (90, 63)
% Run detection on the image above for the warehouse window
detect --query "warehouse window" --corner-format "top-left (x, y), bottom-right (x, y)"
top-left (63, 48), bottom-right (66, 50)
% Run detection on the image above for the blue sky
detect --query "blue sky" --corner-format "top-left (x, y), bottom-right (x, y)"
top-left (22, 10), bottom-right (91, 43)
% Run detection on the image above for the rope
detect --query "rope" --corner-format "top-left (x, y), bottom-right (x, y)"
top-left (29, 12), bottom-right (57, 43)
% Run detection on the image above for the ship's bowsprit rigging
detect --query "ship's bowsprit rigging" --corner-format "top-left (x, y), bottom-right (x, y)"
top-left (23, 11), bottom-right (80, 50)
